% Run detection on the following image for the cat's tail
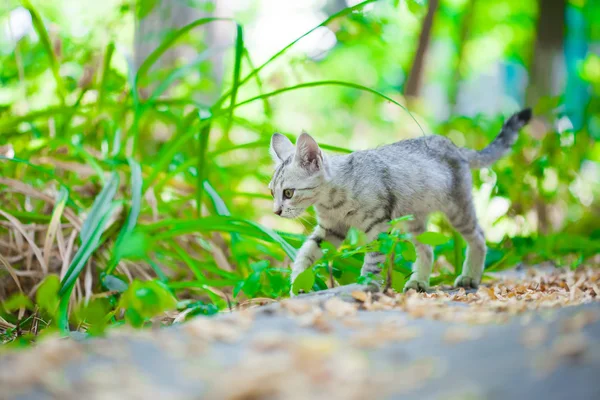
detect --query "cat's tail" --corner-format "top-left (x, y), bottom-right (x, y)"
top-left (461, 108), bottom-right (532, 169)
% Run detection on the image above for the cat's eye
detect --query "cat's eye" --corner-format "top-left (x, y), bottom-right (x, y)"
top-left (283, 189), bottom-right (295, 199)
top-left (270, 189), bottom-right (274, 198)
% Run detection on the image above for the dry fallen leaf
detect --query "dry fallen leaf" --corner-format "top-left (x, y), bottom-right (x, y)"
top-left (520, 326), bottom-right (548, 348)
top-left (351, 290), bottom-right (368, 302)
top-left (443, 326), bottom-right (481, 344)
top-left (324, 297), bottom-right (358, 318)
top-left (552, 333), bottom-right (589, 360)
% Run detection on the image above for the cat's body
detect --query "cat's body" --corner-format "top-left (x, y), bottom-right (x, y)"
top-left (269, 109), bottom-right (532, 293)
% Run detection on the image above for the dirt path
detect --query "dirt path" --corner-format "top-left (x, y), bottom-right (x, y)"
top-left (1, 268), bottom-right (600, 400)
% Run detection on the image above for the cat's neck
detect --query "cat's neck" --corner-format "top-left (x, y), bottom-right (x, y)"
top-left (313, 154), bottom-right (355, 213)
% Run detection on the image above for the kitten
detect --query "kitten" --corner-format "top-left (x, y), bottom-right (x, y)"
top-left (268, 109), bottom-right (532, 294)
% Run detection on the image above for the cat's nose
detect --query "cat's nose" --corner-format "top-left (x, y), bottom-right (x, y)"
top-left (274, 209), bottom-right (282, 216)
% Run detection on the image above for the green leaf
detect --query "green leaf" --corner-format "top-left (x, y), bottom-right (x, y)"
top-left (101, 274), bottom-right (129, 293)
top-left (391, 270), bottom-right (408, 293)
top-left (406, 0), bottom-right (426, 14)
top-left (137, 0), bottom-right (159, 19)
top-left (119, 280), bottom-right (177, 326)
top-left (113, 230), bottom-right (150, 261)
top-left (389, 215), bottom-right (415, 226)
top-left (400, 241), bottom-right (417, 262)
top-left (74, 298), bottom-right (110, 336)
top-left (534, 96), bottom-right (560, 116)
top-left (2, 293), bottom-right (33, 312)
top-left (250, 260), bottom-right (269, 273)
top-left (416, 232), bottom-right (451, 246)
top-left (181, 301), bottom-right (218, 318)
top-left (36, 275), bottom-right (60, 316)
top-left (241, 271), bottom-right (262, 298)
top-left (292, 268), bottom-right (315, 295)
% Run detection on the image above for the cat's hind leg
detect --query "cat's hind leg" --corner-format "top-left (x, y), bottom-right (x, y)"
top-left (448, 204), bottom-right (486, 289)
top-left (403, 217), bottom-right (433, 292)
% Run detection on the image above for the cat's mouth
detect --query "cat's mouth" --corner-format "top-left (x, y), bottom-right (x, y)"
top-left (281, 208), bottom-right (304, 219)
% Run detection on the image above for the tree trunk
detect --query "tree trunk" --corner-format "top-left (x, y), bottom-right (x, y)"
top-left (134, 0), bottom-right (225, 104)
top-left (404, 0), bottom-right (439, 99)
top-left (527, 0), bottom-right (566, 235)
top-left (527, 0), bottom-right (566, 105)
top-left (448, 0), bottom-right (475, 113)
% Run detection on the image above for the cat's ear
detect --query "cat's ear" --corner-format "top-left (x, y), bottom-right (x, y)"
top-left (295, 131), bottom-right (322, 173)
top-left (269, 133), bottom-right (295, 164)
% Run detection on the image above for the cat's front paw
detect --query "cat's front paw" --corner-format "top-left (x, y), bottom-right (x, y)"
top-left (403, 279), bottom-right (429, 293)
top-left (454, 275), bottom-right (480, 289)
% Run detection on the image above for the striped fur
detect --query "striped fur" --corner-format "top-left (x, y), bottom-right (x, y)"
top-left (269, 110), bottom-right (532, 294)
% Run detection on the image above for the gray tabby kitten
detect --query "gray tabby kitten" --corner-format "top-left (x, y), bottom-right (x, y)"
top-left (268, 109), bottom-right (531, 294)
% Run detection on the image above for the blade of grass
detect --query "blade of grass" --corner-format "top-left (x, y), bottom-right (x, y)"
top-left (136, 18), bottom-right (237, 85)
top-left (60, 88), bottom-right (88, 136)
top-left (21, 0), bottom-right (65, 105)
top-left (214, 0), bottom-right (378, 108)
top-left (147, 48), bottom-right (226, 103)
top-left (196, 118), bottom-right (212, 217)
top-left (144, 216), bottom-right (296, 260)
top-left (57, 203), bottom-right (119, 333)
top-left (242, 50), bottom-right (272, 118)
top-left (224, 24), bottom-right (244, 136)
top-left (209, 138), bottom-right (353, 157)
top-left (143, 112), bottom-right (208, 191)
top-left (107, 158), bottom-right (142, 274)
top-left (98, 42), bottom-right (115, 113)
top-left (80, 172), bottom-right (119, 245)
top-left (146, 78), bottom-right (415, 192)
top-left (231, 80), bottom-right (424, 135)
top-left (42, 186), bottom-right (69, 269)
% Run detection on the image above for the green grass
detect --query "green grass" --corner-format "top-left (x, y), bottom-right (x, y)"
top-left (0, 0), bottom-right (598, 344)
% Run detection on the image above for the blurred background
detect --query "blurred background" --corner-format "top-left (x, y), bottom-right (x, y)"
top-left (0, 0), bottom-right (599, 337)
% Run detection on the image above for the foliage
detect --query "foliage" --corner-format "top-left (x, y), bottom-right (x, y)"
top-left (0, 0), bottom-right (599, 345)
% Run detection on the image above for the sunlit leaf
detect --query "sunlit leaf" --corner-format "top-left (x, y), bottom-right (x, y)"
top-left (416, 232), bottom-right (451, 246)
top-left (292, 268), bottom-right (315, 295)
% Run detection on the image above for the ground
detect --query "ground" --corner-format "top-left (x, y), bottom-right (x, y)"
top-left (1, 267), bottom-right (599, 400)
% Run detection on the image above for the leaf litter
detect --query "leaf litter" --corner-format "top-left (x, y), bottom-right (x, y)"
top-left (1, 267), bottom-right (599, 399)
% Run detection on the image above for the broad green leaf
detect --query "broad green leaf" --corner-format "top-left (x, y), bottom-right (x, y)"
top-left (36, 275), bottom-right (60, 316)
top-left (242, 271), bottom-right (262, 298)
top-left (101, 274), bottom-right (129, 293)
top-left (416, 232), bottom-right (451, 246)
top-left (400, 241), bottom-right (417, 262)
top-left (406, 0), bottom-right (426, 14)
top-left (119, 280), bottom-right (177, 326)
top-left (74, 298), bottom-right (110, 336)
top-left (113, 230), bottom-right (149, 261)
top-left (292, 268), bottom-right (315, 295)
top-left (250, 260), bottom-right (270, 273)
top-left (2, 293), bottom-right (33, 312)
top-left (391, 270), bottom-right (409, 293)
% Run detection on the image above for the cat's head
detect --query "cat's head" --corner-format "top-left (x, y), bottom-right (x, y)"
top-left (268, 132), bottom-right (327, 218)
